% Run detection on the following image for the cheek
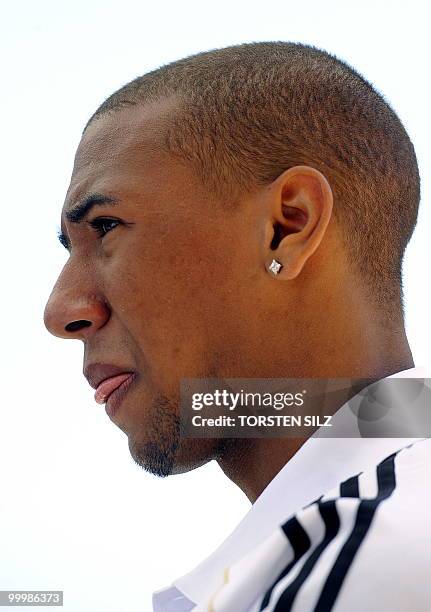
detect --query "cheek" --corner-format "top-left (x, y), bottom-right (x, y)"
top-left (109, 229), bottom-right (226, 316)
top-left (100, 241), bottom-right (216, 359)
top-left (99, 226), bottom-right (244, 382)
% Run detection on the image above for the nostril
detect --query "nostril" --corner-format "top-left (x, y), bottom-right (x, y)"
top-left (65, 320), bottom-right (92, 333)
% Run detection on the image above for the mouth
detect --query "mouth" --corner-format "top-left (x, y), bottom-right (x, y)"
top-left (95, 372), bottom-right (137, 418)
top-left (84, 363), bottom-right (138, 420)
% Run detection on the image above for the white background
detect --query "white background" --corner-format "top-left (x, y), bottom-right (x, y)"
top-left (1, 1), bottom-right (430, 610)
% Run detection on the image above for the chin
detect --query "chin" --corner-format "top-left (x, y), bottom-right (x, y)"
top-left (127, 433), bottom-right (220, 478)
top-left (126, 391), bottom-right (221, 476)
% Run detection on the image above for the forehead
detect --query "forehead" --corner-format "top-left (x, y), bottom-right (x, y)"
top-left (63, 99), bottom-right (191, 212)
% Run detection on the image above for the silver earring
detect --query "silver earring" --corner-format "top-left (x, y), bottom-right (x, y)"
top-left (268, 259), bottom-right (283, 275)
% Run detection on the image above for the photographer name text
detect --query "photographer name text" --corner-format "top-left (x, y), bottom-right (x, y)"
top-left (191, 414), bottom-right (333, 427)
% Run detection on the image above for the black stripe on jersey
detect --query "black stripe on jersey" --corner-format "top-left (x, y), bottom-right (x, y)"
top-left (259, 517), bottom-right (311, 610)
top-left (270, 500), bottom-right (341, 612)
top-left (339, 474), bottom-right (360, 497)
top-left (313, 452), bottom-right (397, 612)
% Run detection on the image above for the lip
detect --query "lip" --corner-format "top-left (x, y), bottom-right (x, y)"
top-left (84, 362), bottom-right (137, 419)
top-left (105, 372), bottom-right (137, 419)
top-left (84, 363), bottom-right (136, 390)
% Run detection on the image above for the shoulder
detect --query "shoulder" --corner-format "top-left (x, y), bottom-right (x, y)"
top-left (256, 439), bottom-right (431, 611)
top-left (203, 440), bottom-right (431, 611)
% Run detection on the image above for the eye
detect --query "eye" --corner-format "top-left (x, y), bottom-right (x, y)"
top-left (88, 217), bottom-right (121, 238)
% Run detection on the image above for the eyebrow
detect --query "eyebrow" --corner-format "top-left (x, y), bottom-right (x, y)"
top-left (65, 192), bottom-right (120, 223)
top-left (58, 192), bottom-right (120, 250)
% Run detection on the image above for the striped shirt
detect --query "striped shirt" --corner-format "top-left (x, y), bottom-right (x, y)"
top-left (152, 366), bottom-right (431, 611)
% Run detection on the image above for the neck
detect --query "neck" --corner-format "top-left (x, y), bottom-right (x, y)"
top-left (216, 344), bottom-right (414, 503)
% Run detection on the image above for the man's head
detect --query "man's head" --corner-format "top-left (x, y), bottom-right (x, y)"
top-left (43, 41), bottom-right (420, 477)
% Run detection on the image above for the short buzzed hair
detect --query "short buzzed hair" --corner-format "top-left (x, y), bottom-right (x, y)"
top-left (84, 41), bottom-right (420, 313)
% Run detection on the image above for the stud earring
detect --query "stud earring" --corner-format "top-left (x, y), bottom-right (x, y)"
top-left (268, 259), bottom-right (283, 275)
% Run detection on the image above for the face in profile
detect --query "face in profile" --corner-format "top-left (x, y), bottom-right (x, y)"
top-left (43, 103), bottom-right (275, 477)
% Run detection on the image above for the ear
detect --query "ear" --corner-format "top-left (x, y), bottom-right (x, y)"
top-left (262, 165), bottom-right (333, 280)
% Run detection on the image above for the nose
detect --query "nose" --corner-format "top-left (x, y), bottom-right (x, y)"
top-left (43, 260), bottom-right (110, 340)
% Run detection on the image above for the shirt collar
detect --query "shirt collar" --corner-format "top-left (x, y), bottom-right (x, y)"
top-left (154, 365), bottom-right (431, 606)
